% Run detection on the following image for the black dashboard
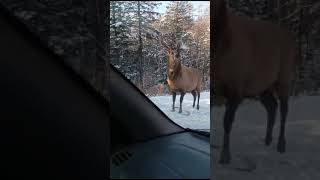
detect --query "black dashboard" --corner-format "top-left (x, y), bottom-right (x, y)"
top-left (111, 131), bottom-right (210, 179)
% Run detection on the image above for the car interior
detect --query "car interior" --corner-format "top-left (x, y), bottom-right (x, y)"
top-left (0, 5), bottom-right (108, 179)
top-left (110, 65), bottom-right (210, 179)
top-left (0, 3), bottom-right (210, 179)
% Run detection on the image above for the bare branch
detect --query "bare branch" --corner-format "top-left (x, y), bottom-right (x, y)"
top-left (160, 33), bottom-right (170, 50)
top-left (280, 7), bottom-right (301, 22)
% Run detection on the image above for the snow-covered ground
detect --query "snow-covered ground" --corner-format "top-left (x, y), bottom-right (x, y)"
top-left (211, 95), bottom-right (320, 180)
top-left (149, 91), bottom-right (210, 130)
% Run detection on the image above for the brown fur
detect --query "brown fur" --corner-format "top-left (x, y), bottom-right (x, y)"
top-left (213, 0), bottom-right (297, 164)
top-left (164, 41), bottom-right (202, 113)
top-left (166, 49), bottom-right (201, 93)
top-left (213, 0), bottom-right (297, 104)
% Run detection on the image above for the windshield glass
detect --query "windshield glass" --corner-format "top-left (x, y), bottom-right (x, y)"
top-left (110, 1), bottom-right (210, 130)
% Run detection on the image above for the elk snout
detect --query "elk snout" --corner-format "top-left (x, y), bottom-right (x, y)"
top-left (169, 69), bottom-right (174, 76)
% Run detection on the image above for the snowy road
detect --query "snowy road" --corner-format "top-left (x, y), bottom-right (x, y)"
top-left (149, 91), bottom-right (210, 130)
top-left (211, 95), bottom-right (320, 180)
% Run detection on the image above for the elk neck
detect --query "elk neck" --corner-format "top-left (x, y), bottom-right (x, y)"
top-left (167, 59), bottom-right (182, 81)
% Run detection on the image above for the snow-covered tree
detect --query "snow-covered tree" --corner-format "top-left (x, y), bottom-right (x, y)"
top-left (110, 1), bottom-right (160, 91)
top-left (110, 1), bottom-right (210, 94)
top-left (160, 1), bottom-right (193, 44)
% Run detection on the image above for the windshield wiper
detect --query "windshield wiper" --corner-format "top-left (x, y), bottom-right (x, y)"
top-left (185, 128), bottom-right (210, 138)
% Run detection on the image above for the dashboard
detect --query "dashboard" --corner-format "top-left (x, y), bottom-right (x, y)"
top-left (110, 131), bottom-right (210, 179)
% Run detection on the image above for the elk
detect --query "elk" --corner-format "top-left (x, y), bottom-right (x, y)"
top-left (164, 41), bottom-right (202, 113)
top-left (213, 0), bottom-right (297, 164)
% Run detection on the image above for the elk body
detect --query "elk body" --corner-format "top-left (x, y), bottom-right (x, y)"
top-left (213, 0), bottom-right (297, 164)
top-left (165, 43), bottom-right (202, 113)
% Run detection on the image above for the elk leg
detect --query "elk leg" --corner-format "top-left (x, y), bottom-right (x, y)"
top-left (260, 91), bottom-right (278, 146)
top-left (197, 91), bottom-right (200, 110)
top-left (219, 99), bottom-right (240, 164)
top-left (191, 90), bottom-right (196, 108)
top-left (172, 92), bottom-right (176, 112)
top-left (278, 97), bottom-right (288, 153)
top-left (179, 92), bottom-right (186, 113)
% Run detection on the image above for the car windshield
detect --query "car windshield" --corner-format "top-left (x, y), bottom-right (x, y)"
top-left (110, 1), bottom-right (210, 130)
top-left (1, 1), bottom-right (210, 130)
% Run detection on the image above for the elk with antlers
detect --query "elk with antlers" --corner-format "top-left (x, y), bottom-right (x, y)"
top-left (148, 31), bottom-right (202, 113)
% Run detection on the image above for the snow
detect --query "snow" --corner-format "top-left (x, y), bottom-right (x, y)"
top-left (149, 91), bottom-right (210, 129)
top-left (180, 41), bottom-right (189, 50)
top-left (182, 32), bottom-right (191, 38)
top-left (211, 95), bottom-right (320, 179)
top-left (110, 22), bottom-right (123, 27)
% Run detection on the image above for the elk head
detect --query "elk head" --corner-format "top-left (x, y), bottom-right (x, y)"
top-left (164, 40), bottom-right (182, 80)
top-left (146, 30), bottom-right (183, 80)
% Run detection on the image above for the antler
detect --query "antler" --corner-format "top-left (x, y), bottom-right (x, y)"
top-left (145, 27), bottom-right (170, 50)
top-left (159, 33), bottom-right (170, 50)
top-left (176, 41), bottom-right (181, 58)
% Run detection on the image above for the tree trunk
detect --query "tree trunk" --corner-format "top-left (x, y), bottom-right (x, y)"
top-left (84, 0), bottom-right (108, 99)
top-left (94, 0), bottom-right (108, 99)
top-left (277, 0), bottom-right (281, 24)
top-left (137, 1), bottom-right (144, 91)
top-left (267, 0), bottom-right (276, 19)
top-left (111, 2), bottom-right (119, 61)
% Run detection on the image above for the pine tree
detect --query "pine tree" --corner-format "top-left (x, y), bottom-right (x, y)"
top-left (161, 1), bottom-right (193, 43)
top-left (121, 1), bottom-right (160, 91)
top-left (110, 1), bottom-right (137, 81)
